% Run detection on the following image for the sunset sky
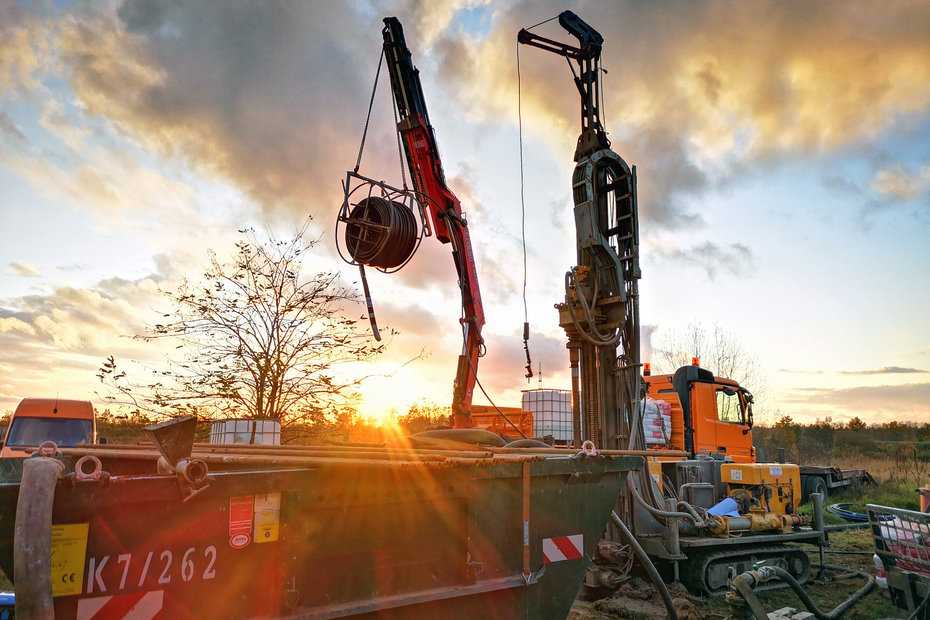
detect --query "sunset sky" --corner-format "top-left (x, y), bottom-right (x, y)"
top-left (1, 1), bottom-right (928, 426)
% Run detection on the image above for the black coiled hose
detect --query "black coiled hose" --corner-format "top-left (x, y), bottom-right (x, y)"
top-left (345, 196), bottom-right (418, 269)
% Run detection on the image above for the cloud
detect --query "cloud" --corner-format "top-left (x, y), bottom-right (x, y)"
top-left (51, 2), bottom-right (399, 229)
top-left (0, 269), bottom-right (178, 407)
top-left (477, 330), bottom-right (569, 395)
top-left (870, 164), bottom-right (930, 200)
top-left (650, 241), bottom-right (754, 279)
top-left (370, 298), bottom-right (443, 339)
top-left (6, 261), bottom-right (40, 277)
top-left (839, 366), bottom-right (928, 376)
top-left (431, 1), bottom-right (930, 226)
top-left (1, 146), bottom-right (197, 229)
top-left (783, 382), bottom-right (930, 416)
top-left (0, 2), bottom-right (51, 97)
top-left (0, 110), bottom-right (26, 143)
top-left (17, 1), bottom-right (929, 237)
top-left (641, 324), bottom-right (657, 365)
top-left (778, 369), bottom-right (824, 375)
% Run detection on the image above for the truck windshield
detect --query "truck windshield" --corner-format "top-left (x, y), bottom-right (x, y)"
top-left (5, 417), bottom-right (93, 448)
top-left (715, 388), bottom-right (745, 425)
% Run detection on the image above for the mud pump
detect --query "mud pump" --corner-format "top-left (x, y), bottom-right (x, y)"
top-left (518, 11), bottom-right (824, 596)
top-left (337, 17), bottom-right (485, 429)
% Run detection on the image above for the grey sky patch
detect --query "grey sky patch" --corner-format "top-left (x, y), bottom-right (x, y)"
top-left (778, 368), bottom-right (824, 374)
top-left (821, 174), bottom-right (863, 197)
top-left (0, 111), bottom-right (26, 143)
top-left (652, 241), bottom-right (754, 279)
top-left (6, 261), bottom-right (40, 277)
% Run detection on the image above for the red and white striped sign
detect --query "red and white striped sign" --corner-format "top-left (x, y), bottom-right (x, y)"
top-left (542, 534), bottom-right (584, 563)
top-left (76, 590), bottom-right (164, 620)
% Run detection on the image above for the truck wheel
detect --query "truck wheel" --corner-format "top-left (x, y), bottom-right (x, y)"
top-left (804, 476), bottom-right (828, 503)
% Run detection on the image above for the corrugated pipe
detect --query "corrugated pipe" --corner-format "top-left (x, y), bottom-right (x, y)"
top-left (14, 455), bottom-right (65, 620)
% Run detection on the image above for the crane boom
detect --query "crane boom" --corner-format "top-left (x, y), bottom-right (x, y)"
top-left (382, 17), bottom-right (485, 428)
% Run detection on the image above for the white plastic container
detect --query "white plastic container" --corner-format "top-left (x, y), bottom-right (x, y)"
top-left (522, 389), bottom-right (573, 442)
top-left (210, 419), bottom-right (281, 445)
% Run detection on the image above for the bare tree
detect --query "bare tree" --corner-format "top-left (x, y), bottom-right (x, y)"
top-left (652, 322), bottom-right (767, 400)
top-left (98, 229), bottom-right (384, 429)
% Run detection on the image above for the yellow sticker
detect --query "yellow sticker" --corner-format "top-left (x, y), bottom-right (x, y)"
top-left (254, 492), bottom-right (280, 544)
top-left (254, 511), bottom-right (279, 543)
top-left (51, 523), bottom-right (88, 597)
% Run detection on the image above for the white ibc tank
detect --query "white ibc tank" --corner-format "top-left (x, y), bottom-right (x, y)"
top-left (522, 389), bottom-right (572, 442)
top-left (209, 419), bottom-right (281, 445)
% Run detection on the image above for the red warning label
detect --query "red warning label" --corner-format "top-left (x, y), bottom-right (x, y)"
top-left (229, 495), bottom-right (254, 549)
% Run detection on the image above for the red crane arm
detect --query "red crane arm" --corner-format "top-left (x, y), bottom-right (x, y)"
top-left (383, 18), bottom-right (485, 427)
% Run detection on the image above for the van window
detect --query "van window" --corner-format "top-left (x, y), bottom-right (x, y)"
top-left (5, 418), bottom-right (93, 448)
top-left (715, 388), bottom-right (744, 424)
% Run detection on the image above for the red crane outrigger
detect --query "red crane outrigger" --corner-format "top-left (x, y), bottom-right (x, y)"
top-left (339, 18), bottom-right (484, 428)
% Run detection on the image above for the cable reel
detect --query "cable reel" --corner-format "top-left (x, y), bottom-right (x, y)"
top-left (336, 171), bottom-right (430, 341)
top-left (336, 171), bottom-right (427, 273)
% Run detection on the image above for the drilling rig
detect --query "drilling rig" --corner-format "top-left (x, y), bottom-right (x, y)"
top-left (519, 11), bottom-right (823, 595)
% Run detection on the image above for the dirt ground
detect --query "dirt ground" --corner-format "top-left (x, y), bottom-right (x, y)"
top-left (568, 578), bottom-right (719, 620)
top-left (566, 531), bottom-right (899, 620)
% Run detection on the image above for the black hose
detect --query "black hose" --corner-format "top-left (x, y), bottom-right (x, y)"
top-left (826, 503), bottom-right (894, 523)
top-left (14, 456), bottom-right (65, 620)
top-left (771, 564), bottom-right (875, 620)
top-left (610, 511), bottom-right (678, 620)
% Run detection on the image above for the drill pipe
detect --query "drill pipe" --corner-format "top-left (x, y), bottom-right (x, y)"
top-left (60, 448), bottom-right (544, 470)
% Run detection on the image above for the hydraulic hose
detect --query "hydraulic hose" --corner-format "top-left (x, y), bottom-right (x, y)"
top-left (14, 455), bottom-right (66, 620)
top-left (626, 475), bottom-right (711, 528)
top-left (610, 511), bottom-right (678, 620)
top-left (771, 564), bottom-right (875, 620)
top-left (734, 563), bottom-right (875, 620)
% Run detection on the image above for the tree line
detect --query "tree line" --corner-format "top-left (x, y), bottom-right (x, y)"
top-left (753, 415), bottom-right (930, 465)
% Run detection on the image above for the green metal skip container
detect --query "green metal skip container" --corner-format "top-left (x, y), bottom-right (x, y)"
top-left (0, 438), bottom-right (642, 619)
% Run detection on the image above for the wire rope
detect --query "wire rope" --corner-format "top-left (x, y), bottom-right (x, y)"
top-left (516, 41), bottom-right (533, 380)
top-left (354, 48), bottom-right (385, 173)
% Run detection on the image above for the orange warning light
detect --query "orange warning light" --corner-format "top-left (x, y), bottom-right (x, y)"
top-left (691, 357), bottom-right (700, 366)
top-left (643, 363), bottom-right (651, 376)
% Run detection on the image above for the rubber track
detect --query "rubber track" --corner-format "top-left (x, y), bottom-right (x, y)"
top-left (681, 544), bottom-right (811, 595)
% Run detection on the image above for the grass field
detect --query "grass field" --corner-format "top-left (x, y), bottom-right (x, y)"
top-left (693, 527), bottom-right (896, 620)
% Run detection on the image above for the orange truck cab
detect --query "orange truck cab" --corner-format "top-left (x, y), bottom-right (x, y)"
top-left (643, 365), bottom-right (755, 463)
top-left (0, 398), bottom-right (96, 458)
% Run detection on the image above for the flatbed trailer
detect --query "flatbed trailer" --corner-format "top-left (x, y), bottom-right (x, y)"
top-left (800, 466), bottom-right (875, 502)
top-left (0, 419), bottom-right (642, 619)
